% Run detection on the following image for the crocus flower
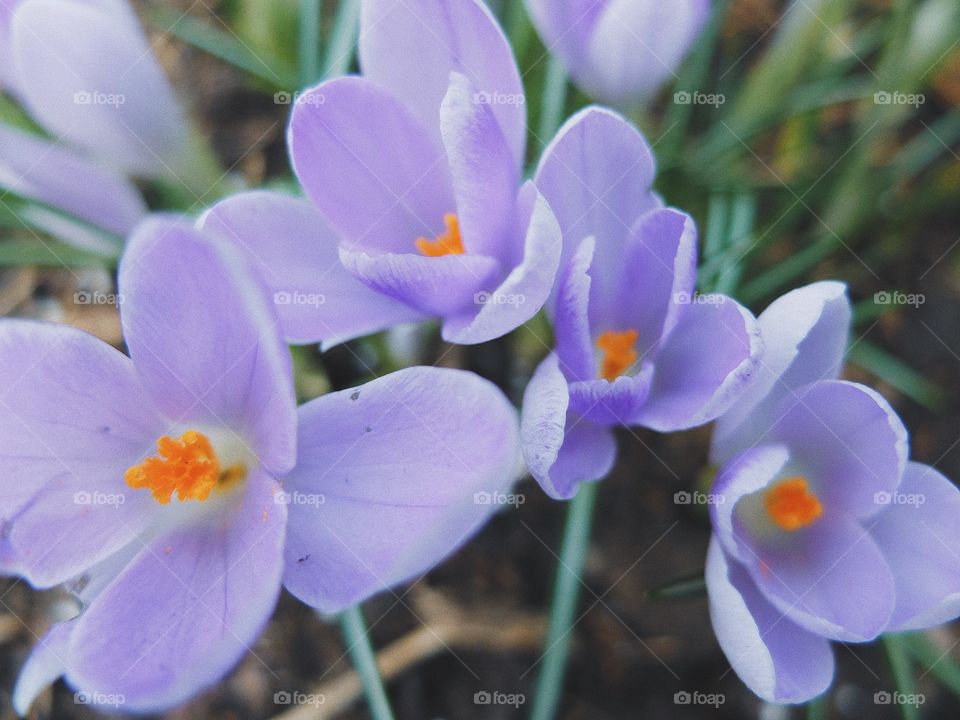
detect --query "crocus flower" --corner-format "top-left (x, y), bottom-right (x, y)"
top-left (524, 0), bottom-right (711, 108)
top-left (0, 0), bottom-right (212, 249)
top-left (200, 0), bottom-right (562, 347)
top-left (4, 217), bottom-right (522, 713)
top-left (705, 282), bottom-right (960, 703)
top-left (520, 107), bottom-right (760, 499)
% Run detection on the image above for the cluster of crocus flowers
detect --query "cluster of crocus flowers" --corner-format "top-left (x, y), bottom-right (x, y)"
top-left (524, 0), bottom-right (711, 108)
top-left (706, 282), bottom-right (960, 702)
top-left (520, 107), bottom-right (761, 499)
top-left (201, 0), bottom-right (561, 347)
top-left (0, 0), bottom-right (212, 252)
top-left (3, 218), bottom-right (521, 713)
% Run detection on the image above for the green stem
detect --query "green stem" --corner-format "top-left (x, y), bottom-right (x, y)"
top-left (338, 606), bottom-right (396, 720)
top-left (529, 481), bottom-right (599, 720)
top-left (298, 0), bottom-right (322, 88)
top-left (536, 55), bottom-right (568, 149)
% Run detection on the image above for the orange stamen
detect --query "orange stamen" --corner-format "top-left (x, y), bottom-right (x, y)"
top-left (764, 476), bottom-right (823, 531)
top-left (125, 431), bottom-right (245, 504)
top-left (415, 214), bottom-right (464, 257)
top-left (596, 329), bottom-right (639, 381)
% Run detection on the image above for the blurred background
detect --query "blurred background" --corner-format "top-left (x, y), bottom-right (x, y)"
top-left (0, 0), bottom-right (958, 718)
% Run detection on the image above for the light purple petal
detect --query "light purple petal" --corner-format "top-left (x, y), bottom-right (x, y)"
top-left (746, 516), bottom-right (895, 642)
top-left (604, 207), bottom-right (697, 353)
top-left (0, 320), bottom-right (165, 582)
top-left (584, 0), bottom-right (711, 106)
top-left (706, 539), bottom-right (834, 704)
top-left (767, 381), bottom-right (907, 519)
top-left (282, 367), bottom-right (521, 612)
top-left (440, 72), bottom-right (518, 261)
top-left (0, 0), bottom-right (18, 91)
top-left (11, 0), bottom-right (190, 177)
top-left (630, 296), bottom-right (762, 431)
top-left (288, 77), bottom-right (453, 254)
top-left (13, 622), bottom-right (72, 715)
top-left (568, 366), bottom-right (654, 427)
top-left (199, 191), bottom-right (426, 347)
top-left (359, 0), bottom-right (525, 166)
top-left (340, 246), bottom-right (500, 318)
top-left (548, 420), bottom-right (616, 500)
top-left (552, 236), bottom-right (596, 382)
top-left (524, 0), bottom-right (607, 67)
top-left (118, 217), bottom-right (296, 475)
top-left (60, 470), bottom-right (286, 712)
top-left (0, 122), bottom-right (146, 239)
top-left (441, 182), bottom-right (562, 344)
top-left (712, 281), bottom-right (851, 466)
top-left (534, 106), bottom-right (659, 277)
top-left (871, 462), bottom-right (960, 631)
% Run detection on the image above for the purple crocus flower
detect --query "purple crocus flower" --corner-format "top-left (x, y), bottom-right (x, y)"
top-left (524, 0), bottom-right (711, 108)
top-left (520, 107), bottom-right (761, 499)
top-left (4, 217), bottom-right (522, 713)
top-left (705, 282), bottom-right (960, 703)
top-left (0, 0), bottom-right (204, 249)
top-left (200, 0), bottom-right (562, 347)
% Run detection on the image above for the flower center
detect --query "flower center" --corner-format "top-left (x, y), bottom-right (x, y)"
top-left (415, 213), bottom-right (464, 257)
top-left (764, 476), bottom-right (823, 531)
top-left (596, 329), bottom-right (639, 381)
top-left (125, 431), bottom-right (246, 504)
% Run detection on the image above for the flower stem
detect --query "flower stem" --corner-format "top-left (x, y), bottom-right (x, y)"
top-left (529, 481), bottom-right (599, 720)
top-left (536, 55), bottom-right (568, 148)
top-left (324, 0), bottom-right (361, 78)
top-left (298, 0), bottom-right (322, 88)
top-left (338, 606), bottom-right (396, 720)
